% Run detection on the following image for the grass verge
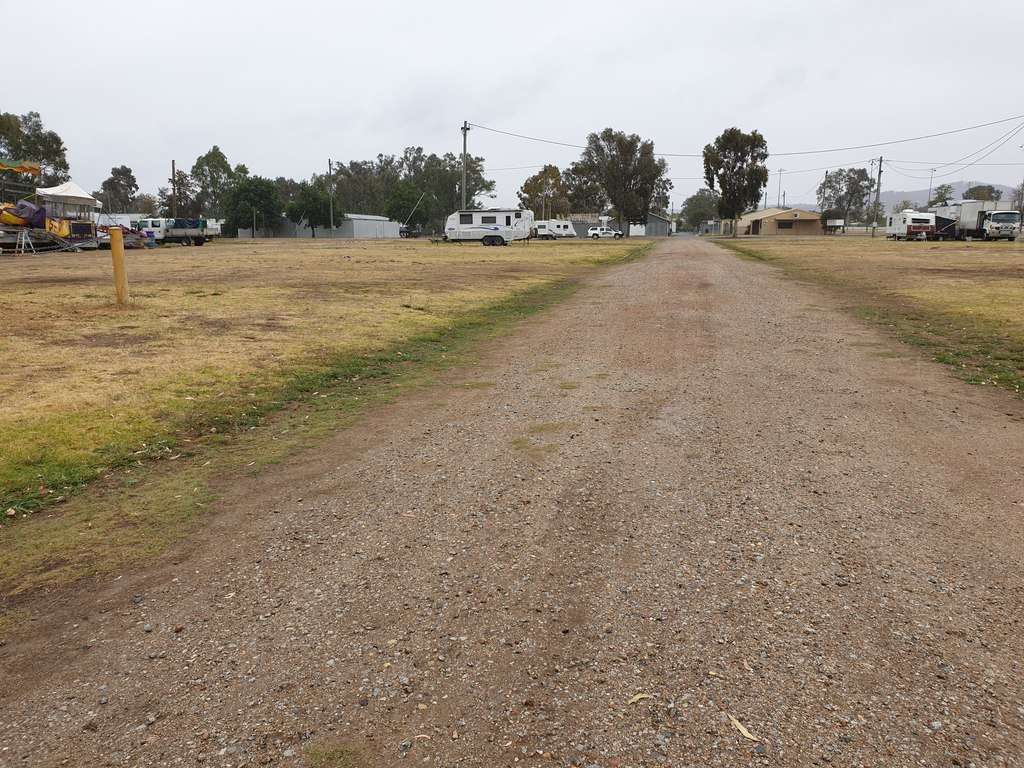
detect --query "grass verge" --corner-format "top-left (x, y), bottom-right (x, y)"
top-left (715, 238), bottom-right (1024, 397)
top-left (0, 241), bottom-right (653, 605)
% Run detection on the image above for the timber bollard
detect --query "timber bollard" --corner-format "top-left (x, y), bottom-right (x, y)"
top-left (110, 226), bottom-right (129, 306)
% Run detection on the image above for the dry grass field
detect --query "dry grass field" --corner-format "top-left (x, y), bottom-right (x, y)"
top-left (718, 236), bottom-right (1024, 396)
top-left (0, 237), bottom-right (648, 598)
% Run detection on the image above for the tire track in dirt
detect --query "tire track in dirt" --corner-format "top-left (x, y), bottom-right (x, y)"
top-left (1, 238), bottom-right (1023, 767)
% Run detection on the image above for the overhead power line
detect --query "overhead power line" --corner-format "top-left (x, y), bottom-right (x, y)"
top-left (884, 121), bottom-right (1024, 181)
top-left (469, 112), bottom-right (1024, 161)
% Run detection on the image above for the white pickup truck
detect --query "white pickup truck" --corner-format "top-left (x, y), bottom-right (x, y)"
top-left (587, 225), bottom-right (623, 239)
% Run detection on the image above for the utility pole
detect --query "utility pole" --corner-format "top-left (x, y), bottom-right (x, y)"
top-left (871, 155), bottom-right (883, 237)
top-left (776, 169), bottom-right (784, 207)
top-left (327, 158), bottom-right (335, 230)
top-left (782, 191), bottom-right (786, 207)
top-left (927, 168), bottom-right (935, 208)
top-left (171, 159), bottom-right (178, 218)
top-left (461, 121), bottom-right (470, 210)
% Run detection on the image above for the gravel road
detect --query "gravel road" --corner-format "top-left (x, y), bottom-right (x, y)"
top-left (2, 238), bottom-right (1023, 767)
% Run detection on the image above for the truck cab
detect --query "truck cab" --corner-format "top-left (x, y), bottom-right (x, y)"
top-left (982, 210), bottom-right (1020, 241)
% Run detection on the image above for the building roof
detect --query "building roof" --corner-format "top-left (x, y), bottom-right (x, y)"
top-left (647, 211), bottom-right (671, 223)
top-left (344, 213), bottom-right (391, 221)
top-left (739, 207), bottom-right (819, 223)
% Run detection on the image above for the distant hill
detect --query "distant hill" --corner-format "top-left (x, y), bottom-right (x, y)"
top-left (879, 180), bottom-right (1015, 209)
top-left (788, 180), bottom-right (1016, 213)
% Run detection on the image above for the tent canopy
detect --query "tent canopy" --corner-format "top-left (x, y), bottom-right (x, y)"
top-left (36, 180), bottom-right (102, 208)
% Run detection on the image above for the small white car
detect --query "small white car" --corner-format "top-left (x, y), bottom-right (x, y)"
top-left (588, 226), bottom-right (623, 239)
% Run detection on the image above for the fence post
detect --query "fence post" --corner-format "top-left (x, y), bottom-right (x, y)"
top-left (110, 227), bottom-right (129, 305)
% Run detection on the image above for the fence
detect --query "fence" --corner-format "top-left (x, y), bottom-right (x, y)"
top-left (0, 173), bottom-right (35, 205)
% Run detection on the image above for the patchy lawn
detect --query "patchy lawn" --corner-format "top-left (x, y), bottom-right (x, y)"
top-left (716, 236), bottom-right (1024, 396)
top-left (0, 237), bottom-right (651, 598)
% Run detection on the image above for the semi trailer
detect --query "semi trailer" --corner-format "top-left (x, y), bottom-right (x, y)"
top-left (929, 200), bottom-right (1020, 241)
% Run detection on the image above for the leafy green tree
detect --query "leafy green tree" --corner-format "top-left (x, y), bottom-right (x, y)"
top-left (131, 192), bottom-right (158, 215)
top-left (1013, 181), bottom-right (1024, 212)
top-left (0, 111), bottom-right (70, 185)
top-left (962, 184), bottom-right (1001, 202)
top-left (273, 176), bottom-right (304, 208)
top-left (518, 165), bottom-right (570, 218)
top-left (222, 175), bottom-right (282, 236)
top-left (929, 183), bottom-right (954, 206)
top-left (385, 180), bottom-right (428, 229)
top-left (562, 163), bottom-right (608, 213)
top-left (392, 146), bottom-right (494, 231)
top-left (573, 128), bottom-right (671, 236)
top-left (285, 181), bottom-right (331, 237)
top-left (158, 170), bottom-right (199, 217)
top-left (703, 127), bottom-right (769, 236)
top-left (191, 145), bottom-right (235, 217)
top-left (93, 165), bottom-right (139, 212)
top-left (680, 188), bottom-right (720, 231)
top-left (816, 168), bottom-right (875, 224)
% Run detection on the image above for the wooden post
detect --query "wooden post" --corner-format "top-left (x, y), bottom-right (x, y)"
top-left (110, 226), bottom-right (129, 306)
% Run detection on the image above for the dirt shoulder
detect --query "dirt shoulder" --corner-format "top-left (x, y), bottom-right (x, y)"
top-left (2, 238), bottom-right (1022, 767)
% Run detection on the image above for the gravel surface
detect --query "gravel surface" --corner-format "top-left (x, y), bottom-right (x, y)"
top-left (2, 238), bottom-right (1023, 767)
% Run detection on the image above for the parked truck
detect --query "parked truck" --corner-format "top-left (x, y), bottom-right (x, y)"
top-left (929, 200), bottom-right (1020, 241)
top-left (136, 217), bottom-right (213, 246)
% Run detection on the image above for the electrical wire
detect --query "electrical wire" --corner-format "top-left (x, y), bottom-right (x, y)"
top-left (469, 112), bottom-right (1024, 161)
top-left (884, 121), bottom-right (1024, 181)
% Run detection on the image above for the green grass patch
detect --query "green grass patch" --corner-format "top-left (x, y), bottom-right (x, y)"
top-left (716, 239), bottom-right (1024, 397)
top-left (0, 241), bottom-right (653, 605)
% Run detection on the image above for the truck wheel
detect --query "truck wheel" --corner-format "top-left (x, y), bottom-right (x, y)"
top-left (591, 234), bottom-right (599, 239)
top-left (614, 233), bottom-right (623, 239)
top-left (194, 237), bottom-right (205, 246)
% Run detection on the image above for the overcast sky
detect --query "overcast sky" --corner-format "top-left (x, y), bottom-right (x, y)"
top-left (8, 0), bottom-right (1024, 210)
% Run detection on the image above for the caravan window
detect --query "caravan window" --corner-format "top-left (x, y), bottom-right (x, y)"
top-left (515, 211), bottom-right (522, 219)
top-left (537, 223), bottom-right (547, 230)
top-left (911, 217), bottom-right (930, 224)
top-left (481, 215), bottom-right (496, 224)
top-left (459, 213), bottom-right (473, 224)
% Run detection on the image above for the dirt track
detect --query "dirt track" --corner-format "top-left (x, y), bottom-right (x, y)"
top-left (2, 238), bottom-right (1023, 767)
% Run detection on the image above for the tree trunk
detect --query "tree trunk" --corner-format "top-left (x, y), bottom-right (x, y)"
top-left (732, 217), bottom-right (739, 238)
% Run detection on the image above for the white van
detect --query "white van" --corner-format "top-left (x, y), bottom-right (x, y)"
top-left (535, 219), bottom-right (577, 240)
top-left (444, 208), bottom-right (535, 245)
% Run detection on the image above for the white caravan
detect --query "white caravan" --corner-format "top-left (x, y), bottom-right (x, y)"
top-left (886, 209), bottom-right (935, 240)
top-left (444, 208), bottom-right (535, 245)
top-left (535, 219), bottom-right (577, 240)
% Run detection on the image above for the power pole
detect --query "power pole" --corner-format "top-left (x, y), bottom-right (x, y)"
top-left (871, 155), bottom-right (883, 237)
top-left (171, 159), bottom-right (178, 218)
top-left (327, 158), bottom-right (335, 230)
top-left (927, 168), bottom-right (935, 208)
top-left (461, 121), bottom-right (470, 210)
top-left (776, 169), bottom-right (784, 207)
